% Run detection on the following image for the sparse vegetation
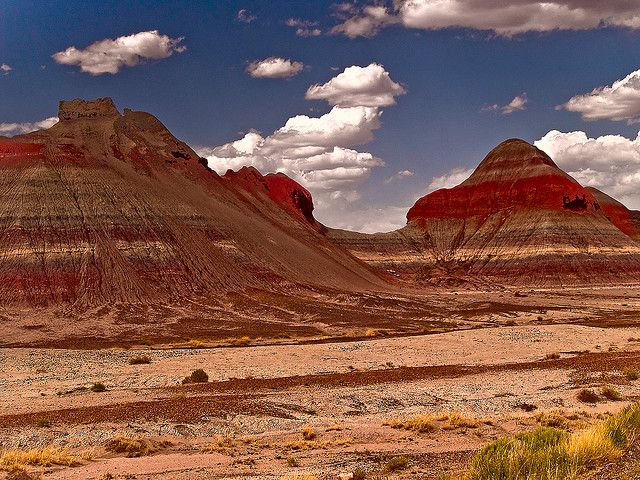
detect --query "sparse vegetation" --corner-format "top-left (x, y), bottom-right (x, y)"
top-left (182, 368), bottom-right (209, 384)
top-left (0, 446), bottom-right (82, 470)
top-left (36, 418), bottom-right (50, 428)
top-left (353, 467), bottom-right (367, 480)
top-left (577, 388), bottom-right (599, 403)
top-left (104, 436), bottom-right (172, 458)
top-left (286, 456), bottom-right (299, 467)
top-left (128, 355), bottom-right (151, 365)
top-left (385, 455), bottom-right (410, 472)
top-left (623, 367), bottom-right (639, 381)
top-left (600, 385), bottom-right (622, 401)
top-left (464, 401), bottom-right (640, 480)
top-left (90, 382), bottom-right (106, 392)
top-left (301, 425), bottom-right (316, 440)
top-left (325, 424), bottom-right (343, 432)
top-left (384, 411), bottom-right (487, 433)
top-left (544, 352), bottom-right (561, 360)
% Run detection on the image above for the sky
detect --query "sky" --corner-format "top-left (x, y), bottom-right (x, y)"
top-left (2, 0), bottom-right (640, 232)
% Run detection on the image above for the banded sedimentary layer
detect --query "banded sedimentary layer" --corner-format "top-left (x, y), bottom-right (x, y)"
top-left (329, 139), bottom-right (640, 286)
top-left (0, 98), bottom-right (384, 307)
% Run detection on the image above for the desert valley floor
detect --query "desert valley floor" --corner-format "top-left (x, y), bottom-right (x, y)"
top-left (2, 286), bottom-right (640, 479)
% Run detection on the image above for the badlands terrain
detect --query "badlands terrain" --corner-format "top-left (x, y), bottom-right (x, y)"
top-left (1, 99), bottom-right (640, 479)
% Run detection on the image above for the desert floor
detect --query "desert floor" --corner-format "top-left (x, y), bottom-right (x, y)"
top-left (1, 286), bottom-right (640, 479)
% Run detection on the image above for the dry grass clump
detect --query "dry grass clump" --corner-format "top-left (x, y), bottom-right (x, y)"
top-left (128, 355), bottom-right (151, 365)
top-left (0, 446), bottom-right (82, 470)
top-left (385, 455), bottom-right (410, 472)
top-left (104, 436), bottom-right (172, 458)
top-left (601, 386), bottom-right (623, 401)
top-left (182, 368), bottom-right (209, 384)
top-left (325, 424), bottom-right (343, 432)
top-left (90, 382), bottom-right (107, 392)
top-left (464, 401), bottom-right (640, 480)
top-left (577, 388), bottom-right (600, 403)
top-left (623, 367), bottom-right (639, 381)
top-left (301, 425), bottom-right (316, 440)
top-left (544, 352), bottom-right (561, 360)
top-left (535, 410), bottom-right (589, 430)
top-left (384, 411), bottom-right (488, 433)
top-left (201, 434), bottom-right (245, 454)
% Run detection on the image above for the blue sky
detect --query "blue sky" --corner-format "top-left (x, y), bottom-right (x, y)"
top-left (3, 1), bottom-right (640, 231)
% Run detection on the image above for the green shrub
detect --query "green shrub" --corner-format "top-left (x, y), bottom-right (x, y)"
top-left (128, 355), bottom-right (151, 365)
top-left (385, 455), bottom-right (410, 472)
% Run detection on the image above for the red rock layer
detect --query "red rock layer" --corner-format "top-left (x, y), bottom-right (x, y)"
top-left (586, 187), bottom-right (640, 242)
top-left (0, 98), bottom-right (384, 307)
top-left (330, 139), bottom-right (640, 286)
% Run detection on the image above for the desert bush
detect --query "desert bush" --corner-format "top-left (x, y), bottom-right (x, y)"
top-left (182, 368), bottom-right (208, 384)
top-left (536, 410), bottom-right (570, 429)
top-left (0, 446), bottom-right (80, 470)
top-left (5, 466), bottom-right (37, 480)
top-left (464, 401), bottom-right (640, 480)
top-left (600, 386), bottom-right (622, 401)
top-left (104, 436), bottom-right (172, 458)
top-left (623, 368), bottom-right (639, 381)
top-left (128, 355), bottom-right (151, 365)
top-left (384, 414), bottom-right (437, 433)
top-left (577, 389), bottom-right (599, 403)
top-left (545, 352), bottom-right (561, 360)
top-left (286, 457), bottom-right (299, 467)
top-left (90, 382), bottom-right (106, 392)
top-left (36, 418), bottom-right (50, 428)
top-left (385, 455), bottom-right (410, 472)
top-left (353, 467), bottom-right (367, 480)
top-left (301, 425), bottom-right (316, 440)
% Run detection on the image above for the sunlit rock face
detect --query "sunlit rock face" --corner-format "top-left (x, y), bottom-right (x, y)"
top-left (330, 139), bottom-right (640, 287)
top-left (0, 98), bottom-right (384, 307)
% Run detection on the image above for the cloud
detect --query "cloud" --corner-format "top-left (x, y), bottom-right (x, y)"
top-left (305, 63), bottom-right (406, 107)
top-left (1, 63), bottom-right (11, 75)
top-left (199, 64), bottom-right (404, 225)
top-left (501, 93), bottom-right (528, 114)
top-left (560, 69), bottom-right (640, 124)
top-left (0, 117), bottom-right (59, 136)
top-left (384, 169), bottom-right (414, 184)
top-left (331, 5), bottom-right (398, 38)
top-left (286, 18), bottom-right (322, 37)
top-left (237, 9), bottom-right (257, 23)
top-left (534, 130), bottom-right (640, 208)
top-left (331, 1), bottom-right (640, 38)
top-left (315, 202), bottom-right (410, 233)
top-left (246, 57), bottom-right (304, 79)
top-left (428, 167), bottom-right (474, 191)
top-left (482, 93), bottom-right (528, 115)
top-left (52, 30), bottom-right (186, 75)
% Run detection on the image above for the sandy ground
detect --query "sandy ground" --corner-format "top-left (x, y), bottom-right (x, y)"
top-left (2, 312), bottom-right (640, 479)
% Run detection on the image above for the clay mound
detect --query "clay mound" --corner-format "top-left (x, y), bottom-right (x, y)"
top-left (586, 187), bottom-right (640, 242)
top-left (330, 139), bottom-right (640, 286)
top-left (0, 98), bottom-right (384, 307)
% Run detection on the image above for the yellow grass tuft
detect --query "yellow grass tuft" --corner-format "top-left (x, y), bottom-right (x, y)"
top-left (0, 446), bottom-right (81, 470)
top-left (384, 411), bottom-right (485, 433)
top-left (464, 401), bottom-right (640, 480)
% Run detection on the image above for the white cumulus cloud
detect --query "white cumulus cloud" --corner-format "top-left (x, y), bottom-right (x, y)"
top-left (306, 63), bottom-right (406, 107)
top-left (483, 93), bottom-right (529, 115)
top-left (428, 167), bottom-right (474, 191)
top-left (332, 1), bottom-right (640, 38)
top-left (246, 57), bottom-right (304, 79)
top-left (384, 169), bottom-right (415, 184)
top-left (560, 69), bottom-right (640, 124)
top-left (0, 117), bottom-right (59, 136)
top-left (52, 30), bottom-right (186, 75)
top-left (1, 63), bottom-right (11, 75)
top-left (535, 130), bottom-right (640, 209)
top-left (199, 64), bottom-right (405, 227)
